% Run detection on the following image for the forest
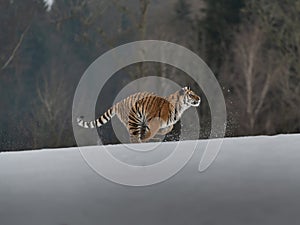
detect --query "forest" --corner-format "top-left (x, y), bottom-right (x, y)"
top-left (0, 0), bottom-right (299, 150)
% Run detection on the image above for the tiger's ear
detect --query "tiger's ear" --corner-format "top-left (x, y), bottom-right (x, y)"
top-left (180, 86), bottom-right (187, 95)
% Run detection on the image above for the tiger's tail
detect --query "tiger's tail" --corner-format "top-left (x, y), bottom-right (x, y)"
top-left (77, 107), bottom-right (115, 128)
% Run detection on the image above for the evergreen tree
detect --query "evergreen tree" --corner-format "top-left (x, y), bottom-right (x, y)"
top-left (198, 0), bottom-right (245, 75)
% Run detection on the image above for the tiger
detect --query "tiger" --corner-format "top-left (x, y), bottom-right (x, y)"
top-left (77, 86), bottom-right (201, 143)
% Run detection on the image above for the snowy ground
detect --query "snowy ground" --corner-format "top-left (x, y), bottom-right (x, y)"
top-left (1, 134), bottom-right (300, 225)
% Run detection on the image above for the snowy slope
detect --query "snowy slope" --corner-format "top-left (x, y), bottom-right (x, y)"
top-left (1, 134), bottom-right (300, 225)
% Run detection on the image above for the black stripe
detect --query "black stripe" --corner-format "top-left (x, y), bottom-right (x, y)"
top-left (158, 107), bottom-right (162, 118)
top-left (96, 119), bottom-right (102, 126)
top-left (129, 122), bottom-right (139, 128)
top-left (147, 96), bottom-right (156, 112)
top-left (104, 111), bottom-right (110, 120)
top-left (102, 113), bottom-right (109, 121)
top-left (144, 96), bottom-right (152, 109)
top-left (99, 117), bottom-right (105, 123)
top-left (134, 101), bottom-right (139, 112)
top-left (137, 107), bottom-right (142, 118)
top-left (132, 130), bottom-right (139, 135)
top-left (129, 115), bottom-right (140, 123)
top-left (131, 105), bottom-right (137, 114)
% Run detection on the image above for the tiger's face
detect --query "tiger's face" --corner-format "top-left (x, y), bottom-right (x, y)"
top-left (180, 86), bottom-right (201, 107)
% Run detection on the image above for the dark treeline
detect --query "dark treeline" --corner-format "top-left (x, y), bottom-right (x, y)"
top-left (0, 0), bottom-right (299, 150)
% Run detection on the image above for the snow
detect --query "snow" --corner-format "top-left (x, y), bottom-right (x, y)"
top-left (43, 0), bottom-right (54, 12)
top-left (1, 134), bottom-right (300, 225)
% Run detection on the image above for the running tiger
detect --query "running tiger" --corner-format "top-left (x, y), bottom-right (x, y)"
top-left (77, 86), bottom-right (201, 143)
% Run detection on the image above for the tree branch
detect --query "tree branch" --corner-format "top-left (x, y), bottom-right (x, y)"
top-left (1, 24), bottom-right (31, 71)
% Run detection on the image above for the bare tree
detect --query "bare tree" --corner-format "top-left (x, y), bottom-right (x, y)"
top-left (0, 0), bottom-right (41, 73)
top-left (222, 21), bottom-right (284, 134)
top-left (1, 24), bottom-right (31, 71)
top-left (26, 60), bottom-right (73, 148)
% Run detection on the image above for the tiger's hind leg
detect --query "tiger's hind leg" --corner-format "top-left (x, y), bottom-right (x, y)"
top-left (150, 125), bottom-right (174, 142)
top-left (128, 118), bottom-right (161, 143)
top-left (157, 125), bottom-right (173, 135)
top-left (139, 118), bottom-right (161, 143)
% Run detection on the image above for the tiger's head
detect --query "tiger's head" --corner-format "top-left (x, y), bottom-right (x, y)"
top-left (180, 86), bottom-right (201, 107)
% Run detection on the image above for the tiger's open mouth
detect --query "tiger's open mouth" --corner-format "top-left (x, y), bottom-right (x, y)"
top-left (191, 100), bottom-right (200, 106)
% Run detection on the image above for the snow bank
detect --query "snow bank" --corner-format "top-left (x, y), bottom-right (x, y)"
top-left (1, 134), bottom-right (300, 225)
